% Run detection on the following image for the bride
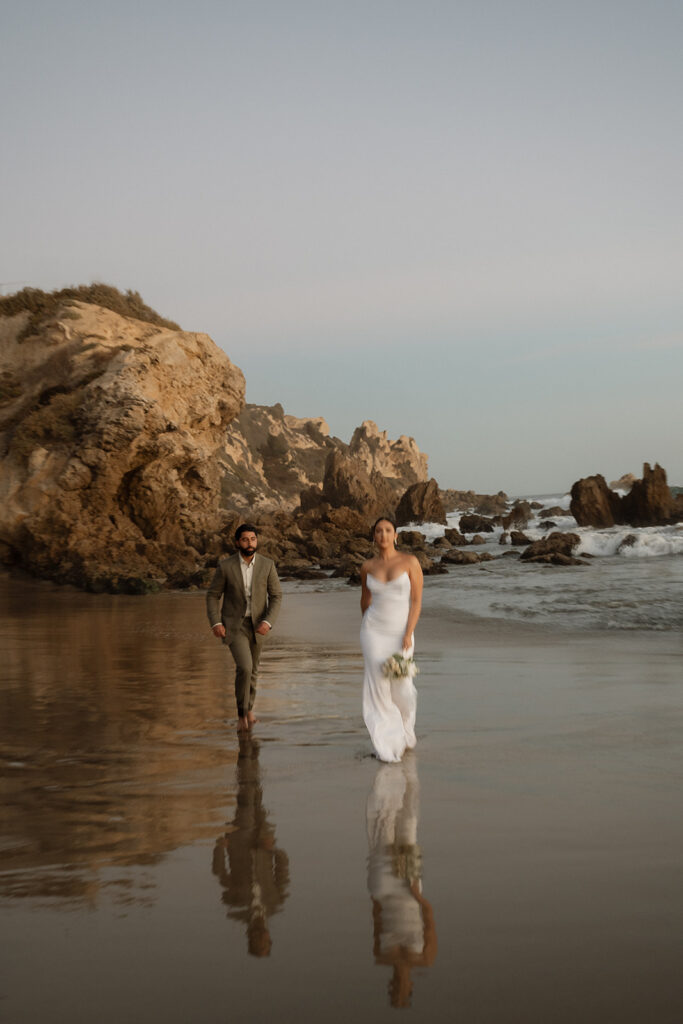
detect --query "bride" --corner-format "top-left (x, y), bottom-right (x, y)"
top-left (360, 517), bottom-right (424, 762)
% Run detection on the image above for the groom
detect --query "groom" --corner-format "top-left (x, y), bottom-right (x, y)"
top-left (207, 524), bottom-right (282, 731)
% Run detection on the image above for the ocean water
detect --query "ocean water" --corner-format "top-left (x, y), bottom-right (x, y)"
top-left (406, 493), bottom-right (683, 632)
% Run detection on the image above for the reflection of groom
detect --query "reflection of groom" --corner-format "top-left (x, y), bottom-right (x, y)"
top-left (212, 737), bottom-right (290, 956)
top-left (207, 524), bottom-right (282, 732)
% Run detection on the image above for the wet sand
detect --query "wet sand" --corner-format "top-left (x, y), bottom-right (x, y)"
top-left (1, 574), bottom-right (682, 1022)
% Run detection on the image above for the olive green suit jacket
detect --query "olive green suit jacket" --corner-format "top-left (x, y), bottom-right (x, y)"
top-left (206, 552), bottom-right (282, 640)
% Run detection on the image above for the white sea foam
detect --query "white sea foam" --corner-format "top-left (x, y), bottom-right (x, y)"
top-left (577, 525), bottom-right (683, 559)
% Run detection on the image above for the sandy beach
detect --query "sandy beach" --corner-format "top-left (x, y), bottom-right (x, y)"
top-left (1, 573), bottom-right (682, 1023)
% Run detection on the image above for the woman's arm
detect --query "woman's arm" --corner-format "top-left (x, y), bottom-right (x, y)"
top-left (402, 557), bottom-right (423, 651)
top-left (360, 563), bottom-right (372, 615)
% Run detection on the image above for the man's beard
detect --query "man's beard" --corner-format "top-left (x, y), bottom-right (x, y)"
top-left (241, 547), bottom-right (255, 557)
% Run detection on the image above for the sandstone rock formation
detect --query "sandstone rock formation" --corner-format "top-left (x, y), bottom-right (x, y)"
top-left (221, 410), bottom-right (428, 514)
top-left (395, 479), bottom-right (447, 526)
top-left (0, 297), bottom-right (245, 589)
top-left (570, 464), bottom-right (677, 528)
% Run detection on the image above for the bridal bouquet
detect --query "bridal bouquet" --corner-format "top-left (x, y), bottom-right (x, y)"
top-left (382, 652), bottom-right (419, 681)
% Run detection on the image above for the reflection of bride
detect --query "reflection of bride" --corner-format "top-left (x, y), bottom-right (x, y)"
top-left (366, 758), bottom-right (437, 1008)
top-left (212, 736), bottom-right (289, 957)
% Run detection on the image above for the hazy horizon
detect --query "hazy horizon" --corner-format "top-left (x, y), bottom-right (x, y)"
top-left (2, 0), bottom-right (682, 493)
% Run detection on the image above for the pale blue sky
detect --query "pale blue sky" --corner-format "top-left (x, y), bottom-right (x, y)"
top-left (2, 0), bottom-right (682, 493)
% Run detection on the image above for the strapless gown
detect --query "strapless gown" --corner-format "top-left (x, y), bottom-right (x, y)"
top-left (360, 572), bottom-right (417, 762)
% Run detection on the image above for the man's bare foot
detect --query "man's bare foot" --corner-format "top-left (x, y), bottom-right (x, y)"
top-left (237, 716), bottom-right (250, 732)
top-left (246, 711), bottom-right (258, 727)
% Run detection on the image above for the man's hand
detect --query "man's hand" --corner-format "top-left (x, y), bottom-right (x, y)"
top-left (212, 624), bottom-right (226, 639)
top-left (255, 622), bottom-right (271, 636)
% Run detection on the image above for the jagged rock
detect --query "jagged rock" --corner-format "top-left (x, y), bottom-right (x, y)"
top-left (470, 534), bottom-right (486, 545)
top-left (459, 514), bottom-right (495, 533)
top-left (530, 501), bottom-right (543, 509)
top-left (441, 489), bottom-right (508, 515)
top-left (571, 464), bottom-right (675, 528)
top-left (620, 463), bottom-right (673, 526)
top-left (444, 527), bottom-right (466, 545)
top-left (538, 520), bottom-right (558, 530)
top-left (539, 505), bottom-right (568, 518)
top-left (321, 449), bottom-right (394, 516)
top-left (0, 297), bottom-right (244, 589)
top-left (221, 410), bottom-right (428, 514)
top-left (348, 421), bottom-right (427, 498)
top-left (520, 532), bottom-right (581, 561)
top-left (395, 478), bottom-right (446, 526)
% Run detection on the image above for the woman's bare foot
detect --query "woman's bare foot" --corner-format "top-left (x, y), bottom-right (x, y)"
top-left (246, 711), bottom-right (258, 727)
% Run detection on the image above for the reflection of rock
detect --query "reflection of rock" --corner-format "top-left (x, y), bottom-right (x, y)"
top-left (366, 760), bottom-right (437, 1009)
top-left (570, 464), bottom-right (680, 529)
top-left (0, 575), bottom-right (240, 905)
top-left (212, 737), bottom-right (289, 957)
top-left (395, 479), bottom-right (447, 526)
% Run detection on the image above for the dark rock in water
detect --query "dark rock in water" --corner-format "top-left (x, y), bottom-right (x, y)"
top-left (617, 534), bottom-right (637, 552)
top-left (510, 531), bottom-right (531, 545)
top-left (501, 549), bottom-right (521, 558)
top-left (440, 548), bottom-right (481, 565)
top-left (430, 536), bottom-right (451, 549)
top-left (499, 531), bottom-right (509, 545)
top-left (459, 514), bottom-right (495, 533)
top-left (570, 463), bottom-right (675, 528)
top-left (524, 552), bottom-right (585, 566)
top-left (502, 501), bottom-right (532, 530)
top-left (540, 505), bottom-right (568, 518)
top-left (538, 520), bottom-right (557, 530)
top-left (478, 552), bottom-right (496, 562)
top-left (444, 527), bottom-right (466, 545)
top-left (620, 463), bottom-right (673, 526)
top-left (530, 501), bottom-right (543, 509)
top-left (470, 534), bottom-right (486, 545)
top-left (520, 532), bottom-right (581, 562)
top-left (395, 478), bottom-right (447, 526)
top-left (570, 474), bottom-right (622, 527)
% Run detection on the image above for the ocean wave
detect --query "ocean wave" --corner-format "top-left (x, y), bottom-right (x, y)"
top-left (577, 525), bottom-right (683, 559)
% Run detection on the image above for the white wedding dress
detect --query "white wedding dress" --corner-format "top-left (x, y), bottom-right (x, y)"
top-left (361, 572), bottom-right (417, 762)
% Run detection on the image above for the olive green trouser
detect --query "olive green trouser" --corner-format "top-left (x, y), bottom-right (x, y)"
top-left (228, 617), bottom-right (263, 716)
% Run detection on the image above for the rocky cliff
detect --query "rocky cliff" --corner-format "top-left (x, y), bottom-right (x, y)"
top-left (220, 405), bottom-right (427, 513)
top-left (0, 289), bottom-right (432, 589)
top-left (0, 296), bottom-right (245, 590)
